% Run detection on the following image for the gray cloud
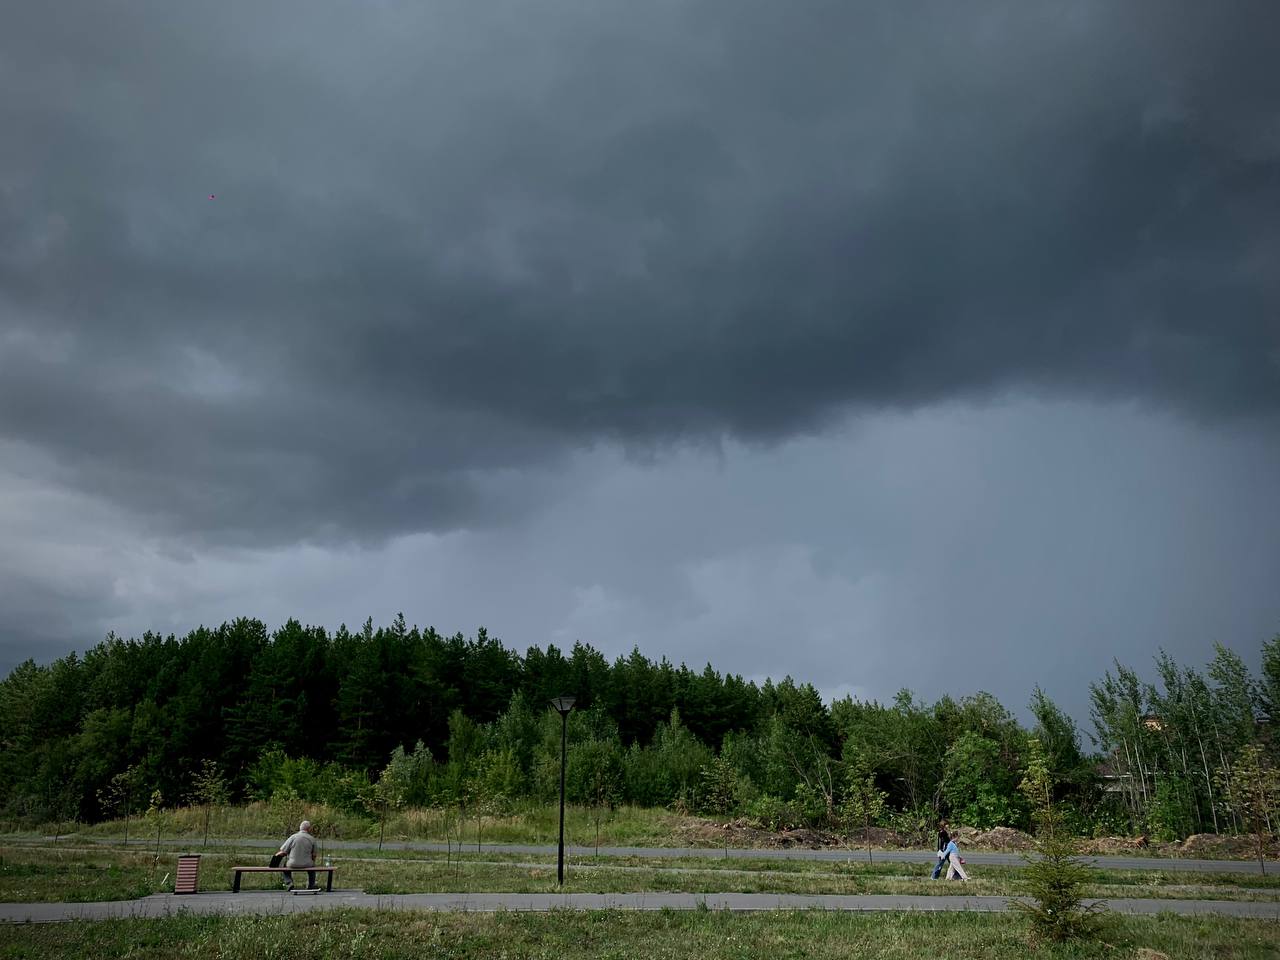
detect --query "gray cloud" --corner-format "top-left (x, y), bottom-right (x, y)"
top-left (2, 0), bottom-right (1278, 553)
top-left (2, 403), bottom-right (1276, 725)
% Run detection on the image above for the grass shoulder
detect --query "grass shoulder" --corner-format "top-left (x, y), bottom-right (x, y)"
top-left (1, 844), bottom-right (1277, 904)
top-left (1, 909), bottom-right (1277, 959)
top-left (8, 804), bottom-right (1271, 863)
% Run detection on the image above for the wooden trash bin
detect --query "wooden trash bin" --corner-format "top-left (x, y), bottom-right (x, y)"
top-left (175, 855), bottom-right (201, 895)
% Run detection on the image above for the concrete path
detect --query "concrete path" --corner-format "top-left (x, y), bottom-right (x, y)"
top-left (3, 890), bottom-right (1277, 924)
top-left (16, 836), bottom-right (1272, 875)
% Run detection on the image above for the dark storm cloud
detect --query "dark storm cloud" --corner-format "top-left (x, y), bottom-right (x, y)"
top-left (2, 0), bottom-right (1278, 544)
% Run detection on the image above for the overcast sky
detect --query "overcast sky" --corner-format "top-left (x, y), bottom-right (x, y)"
top-left (2, 0), bottom-right (1278, 726)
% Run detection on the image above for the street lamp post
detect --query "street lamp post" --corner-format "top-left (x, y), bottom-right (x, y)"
top-left (549, 696), bottom-right (576, 886)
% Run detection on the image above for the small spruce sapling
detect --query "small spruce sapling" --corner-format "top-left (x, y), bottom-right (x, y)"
top-left (1013, 738), bottom-right (1103, 944)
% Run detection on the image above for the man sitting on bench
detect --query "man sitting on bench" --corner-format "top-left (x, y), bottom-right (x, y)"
top-left (275, 820), bottom-right (318, 891)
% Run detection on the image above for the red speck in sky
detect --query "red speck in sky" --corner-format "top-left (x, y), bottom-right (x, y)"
top-left (209, 194), bottom-right (216, 200)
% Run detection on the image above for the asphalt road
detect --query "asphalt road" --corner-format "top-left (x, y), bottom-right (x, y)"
top-left (23, 835), bottom-right (1272, 875)
top-left (2, 890), bottom-right (1277, 924)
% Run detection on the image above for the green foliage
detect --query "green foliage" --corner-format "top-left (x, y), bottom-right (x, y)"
top-left (381, 741), bottom-right (434, 807)
top-left (1216, 743), bottom-right (1280, 875)
top-left (622, 744), bottom-right (667, 808)
top-left (3, 613), bottom-right (1279, 851)
top-left (267, 791), bottom-right (308, 839)
top-left (489, 692), bottom-right (540, 782)
top-left (190, 759), bottom-right (230, 807)
top-left (881, 805), bottom-right (933, 847)
top-left (742, 793), bottom-right (801, 831)
top-left (99, 764), bottom-right (144, 819)
top-left (653, 709), bottom-right (714, 809)
top-left (1145, 774), bottom-right (1198, 842)
top-left (718, 731), bottom-right (764, 797)
top-left (246, 749), bottom-right (369, 812)
top-left (471, 747), bottom-right (524, 814)
top-left (698, 754), bottom-right (744, 815)
top-left (791, 781), bottom-right (831, 827)
top-left (833, 690), bottom-right (945, 815)
top-left (569, 738), bottom-right (624, 808)
top-left (190, 759), bottom-right (230, 847)
top-left (841, 752), bottom-right (888, 861)
top-left (942, 731), bottom-right (1025, 829)
top-left (1013, 739), bottom-right (1104, 944)
top-left (1260, 634), bottom-right (1280, 730)
top-left (362, 741), bottom-right (433, 848)
top-left (364, 751), bottom-right (411, 818)
top-left (620, 710), bottom-right (712, 810)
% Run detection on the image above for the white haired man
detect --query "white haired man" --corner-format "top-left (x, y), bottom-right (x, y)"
top-left (275, 820), bottom-right (318, 891)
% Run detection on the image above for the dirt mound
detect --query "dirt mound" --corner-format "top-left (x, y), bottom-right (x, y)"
top-left (677, 817), bottom-right (776, 848)
top-left (968, 826), bottom-right (1035, 851)
top-left (1079, 835), bottom-right (1150, 855)
top-left (859, 826), bottom-right (904, 848)
top-left (677, 817), bottom-right (842, 849)
top-left (774, 827), bottom-right (837, 848)
top-left (1178, 833), bottom-right (1272, 859)
top-left (938, 825), bottom-right (1034, 851)
top-left (681, 818), bottom-right (917, 850)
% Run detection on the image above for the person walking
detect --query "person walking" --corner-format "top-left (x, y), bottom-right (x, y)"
top-left (931, 820), bottom-right (950, 880)
top-left (943, 834), bottom-right (969, 881)
top-left (275, 820), bottom-right (319, 891)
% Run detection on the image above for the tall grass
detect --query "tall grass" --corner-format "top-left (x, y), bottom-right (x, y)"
top-left (1, 909), bottom-right (1277, 959)
top-left (0, 847), bottom-right (167, 902)
top-left (46, 801), bottom-right (690, 848)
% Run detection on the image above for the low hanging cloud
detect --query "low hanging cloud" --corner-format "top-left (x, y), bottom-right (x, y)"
top-left (2, 0), bottom-right (1278, 549)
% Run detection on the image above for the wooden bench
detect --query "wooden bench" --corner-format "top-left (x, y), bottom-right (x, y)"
top-left (230, 865), bottom-right (335, 892)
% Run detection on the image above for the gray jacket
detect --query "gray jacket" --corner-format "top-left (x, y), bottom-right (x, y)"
top-left (279, 830), bottom-right (317, 868)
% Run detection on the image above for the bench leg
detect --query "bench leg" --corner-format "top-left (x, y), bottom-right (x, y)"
top-left (326, 871), bottom-right (333, 892)
top-left (233, 872), bottom-right (241, 893)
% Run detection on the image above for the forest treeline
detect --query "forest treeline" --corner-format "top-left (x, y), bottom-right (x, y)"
top-left (1, 616), bottom-right (1277, 839)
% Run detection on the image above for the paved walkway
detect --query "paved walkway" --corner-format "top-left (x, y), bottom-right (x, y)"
top-left (17, 836), bottom-right (1271, 875)
top-left (2, 890), bottom-right (1277, 924)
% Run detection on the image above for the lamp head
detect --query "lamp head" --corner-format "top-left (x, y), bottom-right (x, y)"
top-left (549, 696), bottom-right (576, 715)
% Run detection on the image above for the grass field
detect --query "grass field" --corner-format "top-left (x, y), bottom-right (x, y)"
top-left (2, 844), bottom-right (1277, 904)
top-left (4, 802), bottom-right (693, 849)
top-left (1, 909), bottom-right (1277, 959)
top-left (0, 849), bottom-right (162, 903)
top-left (7, 803), bottom-right (1259, 862)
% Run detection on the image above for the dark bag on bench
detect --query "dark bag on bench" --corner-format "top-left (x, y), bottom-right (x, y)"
top-left (269, 853), bottom-right (284, 868)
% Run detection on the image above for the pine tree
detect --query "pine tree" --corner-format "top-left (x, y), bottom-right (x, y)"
top-left (1014, 739), bottom-right (1104, 944)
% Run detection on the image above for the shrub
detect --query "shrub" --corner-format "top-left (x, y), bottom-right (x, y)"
top-left (942, 732), bottom-right (1027, 829)
top-left (883, 805), bottom-right (933, 847)
top-left (698, 755), bottom-right (743, 816)
top-left (743, 794), bottom-right (799, 831)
